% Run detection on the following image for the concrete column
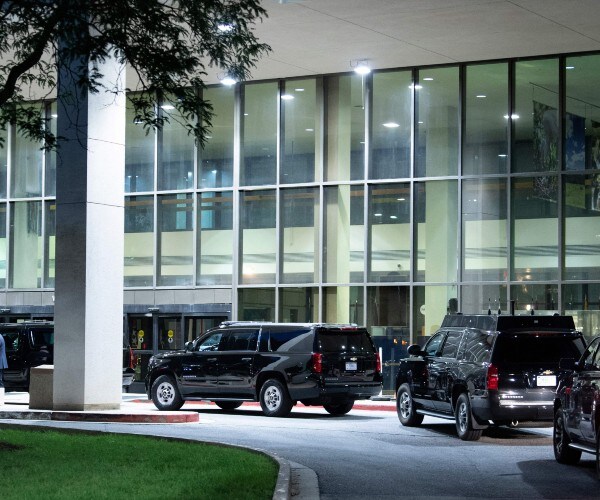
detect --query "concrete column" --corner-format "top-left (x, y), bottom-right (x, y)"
top-left (52, 52), bottom-right (125, 410)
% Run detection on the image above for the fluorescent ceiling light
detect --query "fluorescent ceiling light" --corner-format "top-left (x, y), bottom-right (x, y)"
top-left (281, 94), bottom-right (295, 100)
top-left (409, 84), bottom-right (423, 90)
top-left (295, 88), bottom-right (305, 92)
top-left (383, 122), bottom-right (400, 128)
top-left (161, 104), bottom-right (175, 110)
top-left (504, 114), bottom-right (520, 119)
top-left (220, 76), bottom-right (237, 86)
top-left (476, 95), bottom-right (487, 98)
top-left (217, 23), bottom-right (233, 32)
top-left (566, 66), bottom-right (575, 70)
top-left (422, 77), bottom-right (434, 81)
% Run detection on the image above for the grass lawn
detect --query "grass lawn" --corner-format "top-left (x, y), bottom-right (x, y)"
top-left (0, 426), bottom-right (278, 500)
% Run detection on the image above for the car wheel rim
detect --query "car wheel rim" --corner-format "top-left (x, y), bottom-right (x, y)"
top-left (458, 402), bottom-right (468, 432)
top-left (554, 414), bottom-right (564, 454)
top-left (264, 386), bottom-right (281, 411)
top-left (399, 392), bottom-right (411, 419)
top-left (157, 382), bottom-right (175, 405)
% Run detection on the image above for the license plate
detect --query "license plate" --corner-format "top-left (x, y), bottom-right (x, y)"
top-left (537, 375), bottom-right (556, 387)
top-left (345, 362), bottom-right (358, 371)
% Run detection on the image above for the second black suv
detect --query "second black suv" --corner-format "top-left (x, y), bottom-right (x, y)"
top-left (395, 314), bottom-right (586, 440)
top-left (553, 334), bottom-right (600, 479)
top-left (145, 322), bottom-right (383, 417)
top-left (1, 322), bottom-right (136, 391)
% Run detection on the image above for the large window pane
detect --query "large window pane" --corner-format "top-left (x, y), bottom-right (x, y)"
top-left (368, 183), bottom-right (410, 282)
top-left (10, 201), bottom-right (42, 288)
top-left (325, 74), bottom-right (365, 181)
top-left (324, 185), bottom-right (364, 283)
top-left (238, 288), bottom-right (275, 321)
top-left (371, 71), bottom-right (411, 179)
top-left (461, 284), bottom-right (507, 315)
top-left (323, 286), bottom-right (363, 324)
top-left (511, 283), bottom-right (558, 315)
top-left (512, 176), bottom-right (558, 281)
top-left (197, 191), bottom-right (233, 285)
top-left (199, 86), bottom-right (234, 188)
top-left (281, 187), bottom-right (319, 284)
top-left (514, 59), bottom-right (559, 174)
top-left (565, 54), bottom-right (600, 171)
top-left (158, 316), bottom-right (183, 351)
top-left (0, 203), bottom-right (6, 286)
top-left (564, 174), bottom-right (600, 280)
top-left (157, 194), bottom-right (193, 285)
top-left (12, 105), bottom-right (43, 198)
top-left (240, 190), bottom-right (276, 284)
top-left (414, 180), bottom-right (458, 282)
top-left (0, 127), bottom-right (7, 198)
top-left (413, 285), bottom-right (458, 341)
top-left (462, 179), bottom-right (507, 281)
top-left (464, 63), bottom-right (508, 175)
top-left (241, 82), bottom-right (277, 186)
top-left (281, 79), bottom-right (319, 184)
top-left (416, 67), bottom-right (459, 177)
top-left (125, 95), bottom-right (155, 193)
top-left (158, 95), bottom-right (195, 191)
top-left (44, 201), bottom-right (55, 288)
top-left (279, 287), bottom-right (318, 322)
top-left (45, 102), bottom-right (57, 196)
top-left (125, 196), bottom-right (154, 286)
top-left (563, 283), bottom-right (600, 342)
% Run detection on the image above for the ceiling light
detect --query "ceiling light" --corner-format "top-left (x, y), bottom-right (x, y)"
top-left (566, 66), bottom-right (575, 70)
top-left (504, 114), bottom-right (520, 119)
top-left (281, 94), bottom-right (295, 100)
top-left (217, 23), bottom-right (234, 33)
top-left (409, 84), bottom-right (423, 90)
top-left (161, 104), bottom-right (175, 110)
top-left (374, 213), bottom-right (382, 217)
top-left (295, 88), bottom-right (305, 92)
top-left (390, 215), bottom-right (398, 219)
top-left (220, 76), bottom-right (237, 86)
top-left (383, 122), bottom-right (400, 128)
top-left (422, 77), bottom-right (434, 81)
top-left (498, 154), bottom-right (507, 158)
top-left (351, 59), bottom-right (371, 75)
top-left (305, 128), bottom-right (314, 132)
top-left (476, 95), bottom-right (487, 98)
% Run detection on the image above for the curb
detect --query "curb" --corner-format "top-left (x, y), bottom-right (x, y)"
top-left (0, 409), bottom-right (200, 423)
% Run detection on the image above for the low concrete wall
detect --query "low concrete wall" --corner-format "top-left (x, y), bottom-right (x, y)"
top-left (29, 365), bottom-right (54, 410)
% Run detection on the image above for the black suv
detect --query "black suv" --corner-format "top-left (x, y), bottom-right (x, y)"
top-left (553, 334), bottom-right (600, 479)
top-left (1, 322), bottom-right (136, 391)
top-left (395, 314), bottom-right (586, 440)
top-left (145, 322), bottom-right (383, 417)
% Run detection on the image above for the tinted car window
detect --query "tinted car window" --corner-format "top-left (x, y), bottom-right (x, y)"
top-left (317, 330), bottom-right (373, 354)
top-left (196, 332), bottom-right (223, 351)
top-left (220, 329), bottom-right (259, 351)
top-left (440, 331), bottom-right (461, 358)
top-left (581, 337), bottom-right (600, 370)
top-left (31, 329), bottom-right (53, 349)
top-left (462, 330), bottom-right (494, 363)
top-left (2, 332), bottom-right (20, 352)
top-left (424, 332), bottom-right (445, 357)
top-left (269, 327), bottom-right (313, 352)
top-left (492, 334), bottom-right (585, 365)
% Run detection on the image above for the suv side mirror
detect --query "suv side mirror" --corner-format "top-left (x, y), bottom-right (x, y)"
top-left (407, 344), bottom-right (426, 357)
top-left (185, 341), bottom-right (193, 351)
top-left (558, 357), bottom-right (576, 371)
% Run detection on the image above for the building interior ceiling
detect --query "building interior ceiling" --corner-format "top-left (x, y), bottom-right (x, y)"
top-left (203, 0), bottom-right (600, 84)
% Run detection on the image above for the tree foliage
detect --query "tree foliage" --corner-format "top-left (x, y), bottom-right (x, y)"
top-left (0, 0), bottom-right (270, 148)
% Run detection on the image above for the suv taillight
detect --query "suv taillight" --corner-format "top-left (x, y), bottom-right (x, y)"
top-left (486, 364), bottom-right (499, 390)
top-left (376, 352), bottom-right (382, 374)
top-left (312, 353), bottom-right (323, 374)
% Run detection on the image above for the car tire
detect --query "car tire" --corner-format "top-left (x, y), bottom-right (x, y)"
top-left (455, 393), bottom-right (482, 441)
top-left (151, 375), bottom-right (184, 411)
top-left (215, 401), bottom-right (243, 411)
top-left (259, 378), bottom-right (293, 417)
top-left (323, 401), bottom-right (354, 416)
top-left (396, 383), bottom-right (424, 427)
top-left (552, 406), bottom-right (581, 465)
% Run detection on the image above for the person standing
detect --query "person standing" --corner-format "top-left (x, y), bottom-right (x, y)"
top-left (0, 333), bottom-right (6, 404)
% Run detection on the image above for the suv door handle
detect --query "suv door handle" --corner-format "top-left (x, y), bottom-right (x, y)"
top-left (207, 358), bottom-right (217, 362)
top-left (241, 357), bottom-right (251, 362)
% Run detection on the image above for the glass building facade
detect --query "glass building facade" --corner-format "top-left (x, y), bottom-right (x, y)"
top-left (4, 52), bottom-right (600, 390)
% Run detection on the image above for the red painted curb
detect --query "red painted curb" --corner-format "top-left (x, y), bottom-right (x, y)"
top-left (50, 412), bottom-right (199, 424)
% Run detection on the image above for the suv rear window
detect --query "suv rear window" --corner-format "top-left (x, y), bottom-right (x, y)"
top-left (492, 333), bottom-right (585, 365)
top-left (31, 329), bottom-right (54, 348)
top-left (317, 329), bottom-right (373, 354)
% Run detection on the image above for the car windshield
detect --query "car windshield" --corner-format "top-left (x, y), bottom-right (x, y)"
top-left (317, 330), bottom-right (373, 354)
top-left (492, 333), bottom-right (585, 365)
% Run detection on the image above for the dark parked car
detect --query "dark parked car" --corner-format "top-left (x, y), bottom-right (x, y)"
top-left (395, 314), bottom-right (586, 440)
top-left (1, 322), bottom-right (135, 391)
top-left (145, 322), bottom-right (383, 417)
top-left (553, 334), bottom-right (600, 479)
